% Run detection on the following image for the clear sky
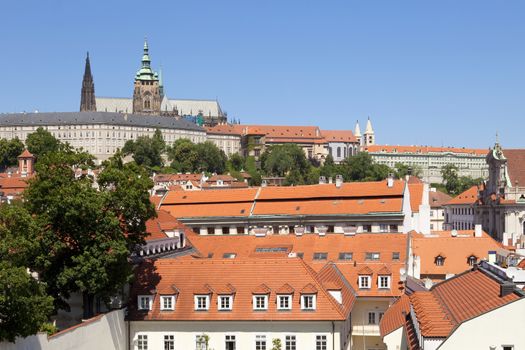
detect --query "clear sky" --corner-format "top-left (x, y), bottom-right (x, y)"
top-left (1, 0), bottom-right (524, 148)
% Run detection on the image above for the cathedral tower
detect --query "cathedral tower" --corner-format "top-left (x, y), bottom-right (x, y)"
top-left (132, 40), bottom-right (161, 115)
top-left (80, 52), bottom-right (97, 112)
top-left (364, 116), bottom-right (375, 146)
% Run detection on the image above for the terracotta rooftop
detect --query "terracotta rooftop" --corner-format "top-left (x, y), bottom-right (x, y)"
top-left (365, 145), bottom-right (488, 156)
top-left (128, 258), bottom-right (355, 322)
top-left (320, 130), bottom-right (357, 143)
top-left (503, 149), bottom-right (525, 187)
top-left (429, 190), bottom-right (452, 208)
top-left (444, 185), bottom-right (479, 205)
top-left (379, 294), bottom-right (410, 336)
top-left (18, 149), bottom-right (34, 158)
top-left (145, 210), bottom-right (187, 241)
top-left (411, 230), bottom-right (503, 277)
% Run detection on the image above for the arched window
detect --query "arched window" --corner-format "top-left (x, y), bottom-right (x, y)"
top-left (467, 255), bottom-right (477, 266)
top-left (435, 255), bottom-right (445, 266)
top-left (337, 147), bottom-right (341, 158)
top-left (144, 99), bottom-right (151, 109)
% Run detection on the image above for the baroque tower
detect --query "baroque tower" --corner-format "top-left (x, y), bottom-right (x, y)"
top-left (132, 40), bottom-right (161, 115)
top-left (80, 52), bottom-right (97, 112)
top-left (364, 116), bottom-right (375, 146)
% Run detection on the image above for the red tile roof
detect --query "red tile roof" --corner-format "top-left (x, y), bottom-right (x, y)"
top-left (321, 130), bottom-right (357, 143)
top-left (429, 190), bottom-right (452, 208)
top-left (445, 185), bottom-right (479, 205)
top-left (128, 258), bottom-right (355, 321)
top-left (379, 294), bottom-right (410, 336)
top-left (365, 145), bottom-right (487, 156)
top-left (145, 210), bottom-right (187, 241)
top-left (411, 230), bottom-right (503, 277)
top-left (502, 149), bottom-right (525, 187)
top-left (18, 149), bottom-right (34, 158)
top-left (409, 269), bottom-right (522, 337)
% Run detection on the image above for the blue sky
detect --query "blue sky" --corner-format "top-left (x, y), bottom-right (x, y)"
top-left (1, 0), bottom-right (524, 148)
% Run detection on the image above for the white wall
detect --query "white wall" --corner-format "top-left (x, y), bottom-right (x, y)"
top-left (0, 309), bottom-right (126, 350)
top-left (130, 320), bottom-right (345, 350)
top-left (438, 298), bottom-right (525, 350)
top-left (382, 327), bottom-right (403, 350)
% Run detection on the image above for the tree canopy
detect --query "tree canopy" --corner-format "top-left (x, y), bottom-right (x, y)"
top-left (0, 138), bottom-right (24, 170)
top-left (26, 127), bottom-right (61, 159)
top-left (167, 139), bottom-right (227, 174)
top-left (24, 148), bottom-right (155, 318)
top-left (261, 144), bottom-right (310, 177)
top-left (440, 164), bottom-right (482, 195)
top-left (0, 203), bottom-right (53, 342)
top-left (339, 152), bottom-right (391, 182)
top-left (122, 129), bottom-right (166, 168)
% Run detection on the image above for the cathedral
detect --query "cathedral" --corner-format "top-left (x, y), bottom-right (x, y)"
top-left (80, 40), bottom-right (227, 126)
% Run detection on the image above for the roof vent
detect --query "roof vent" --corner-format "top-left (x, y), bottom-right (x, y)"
top-left (319, 176), bottom-right (327, 184)
top-left (451, 229), bottom-right (458, 237)
top-left (335, 175), bottom-right (343, 188)
top-left (500, 282), bottom-right (515, 297)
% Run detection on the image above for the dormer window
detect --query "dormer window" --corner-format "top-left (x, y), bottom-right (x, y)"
top-left (467, 255), bottom-right (478, 266)
top-left (194, 295), bottom-right (210, 311)
top-left (218, 295), bottom-right (233, 311)
top-left (359, 276), bottom-right (371, 289)
top-left (301, 294), bottom-right (316, 310)
top-left (253, 295), bottom-right (268, 310)
top-left (435, 255), bottom-right (445, 266)
top-left (378, 276), bottom-right (391, 289)
top-left (138, 295), bottom-right (153, 311)
top-left (160, 295), bottom-right (175, 311)
top-left (277, 295), bottom-right (292, 310)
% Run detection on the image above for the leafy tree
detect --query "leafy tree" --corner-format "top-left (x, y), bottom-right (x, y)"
top-left (24, 149), bottom-right (155, 318)
top-left (122, 129), bottom-right (165, 168)
top-left (26, 127), bottom-right (61, 159)
top-left (394, 162), bottom-right (422, 179)
top-left (272, 338), bottom-right (282, 350)
top-left (0, 138), bottom-right (24, 170)
top-left (244, 156), bottom-right (262, 186)
top-left (0, 203), bottom-right (53, 342)
top-left (228, 153), bottom-right (245, 172)
top-left (261, 144), bottom-right (309, 177)
top-left (320, 154), bottom-right (339, 179)
top-left (339, 152), bottom-right (391, 182)
top-left (195, 142), bottom-right (227, 173)
top-left (167, 138), bottom-right (199, 173)
top-left (440, 164), bottom-right (482, 195)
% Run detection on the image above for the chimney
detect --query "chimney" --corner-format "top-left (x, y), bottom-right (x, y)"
top-left (335, 175), bottom-right (343, 188)
top-left (328, 177), bottom-right (333, 184)
top-left (474, 224), bottom-right (482, 238)
top-left (261, 180), bottom-right (267, 187)
top-left (319, 176), bottom-right (326, 185)
top-left (7, 171), bottom-right (12, 178)
top-left (387, 173), bottom-right (394, 188)
top-left (500, 281), bottom-right (515, 297)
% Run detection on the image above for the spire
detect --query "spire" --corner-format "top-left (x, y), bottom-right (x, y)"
top-left (80, 52), bottom-right (96, 112)
top-left (159, 65), bottom-right (164, 98)
top-left (135, 38), bottom-right (158, 82)
top-left (354, 120), bottom-right (361, 137)
top-left (365, 116), bottom-right (374, 134)
top-left (142, 38), bottom-right (151, 68)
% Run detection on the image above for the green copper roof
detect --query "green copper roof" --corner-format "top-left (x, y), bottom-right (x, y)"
top-left (135, 39), bottom-right (158, 82)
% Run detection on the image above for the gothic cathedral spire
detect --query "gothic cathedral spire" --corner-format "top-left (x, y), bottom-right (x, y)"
top-left (80, 52), bottom-right (97, 112)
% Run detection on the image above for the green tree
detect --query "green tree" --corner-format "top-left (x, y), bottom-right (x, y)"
top-left (441, 164), bottom-right (460, 195)
top-left (0, 138), bottom-right (24, 170)
top-left (261, 144), bottom-right (309, 177)
top-left (394, 162), bottom-right (422, 179)
top-left (26, 127), bottom-right (61, 159)
top-left (272, 338), bottom-right (282, 350)
top-left (0, 203), bottom-right (53, 342)
top-left (228, 153), bottom-right (245, 172)
top-left (122, 129), bottom-right (166, 168)
top-left (195, 142), bottom-right (227, 173)
top-left (340, 152), bottom-right (391, 182)
top-left (24, 149), bottom-right (155, 318)
top-left (244, 156), bottom-right (262, 186)
top-left (167, 138), bottom-right (199, 172)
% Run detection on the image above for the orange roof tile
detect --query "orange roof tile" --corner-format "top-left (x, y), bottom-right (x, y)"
top-left (276, 283), bottom-right (295, 294)
top-left (365, 145), bottom-right (488, 156)
top-left (445, 185), bottom-right (479, 205)
top-left (408, 183), bottom-right (424, 212)
top-left (321, 130), bottom-right (357, 143)
top-left (129, 258), bottom-right (355, 321)
top-left (377, 265), bottom-right (392, 275)
top-left (379, 294), bottom-right (410, 336)
top-left (502, 149), bottom-right (525, 187)
top-left (429, 190), bottom-right (452, 208)
top-left (358, 266), bottom-right (374, 275)
top-left (252, 283), bottom-right (271, 294)
top-left (145, 210), bottom-right (187, 241)
top-left (411, 230), bottom-right (503, 277)
top-left (18, 149), bottom-right (34, 158)
top-left (300, 283), bottom-right (318, 293)
top-left (163, 187), bottom-right (258, 205)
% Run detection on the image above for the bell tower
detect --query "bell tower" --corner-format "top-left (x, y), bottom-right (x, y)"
top-left (132, 39), bottom-right (161, 115)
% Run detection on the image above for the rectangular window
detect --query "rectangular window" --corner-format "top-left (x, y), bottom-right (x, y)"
top-left (207, 227), bottom-right (215, 235)
top-left (138, 296), bottom-right (152, 311)
top-left (359, 276), bottom-right (371, 289)
top-left (278, 295), bottom-right (292, 310)
top-left (301, 294), bottom-right (316, 310)
top-left (237, 226), bottom-right (245, 234)
top-left (378, 276), bottom-right (391, 289)
top-left (222, 226), bottom-right (230, 234)
top-left (164, 335), bottom-right (174, 350)
top-left (253, 295), bottom-right (268, 310)
top-left (316, 335), bottom-right (327, 350)
top-left (285, 335), bottom-right (296, 350)
top-left (194, 295), bottom-right (209, 310)
top-left (225, 335), bottom-right (236, 350)
top-left (160, 295), bottom-right (175, 311)
top-left (219, 295), bottom-right (233, 310)
top-left (392, 252), bottom-right (400, 260)
top-left (196, 335), bottom-right (207, 350)
top-left (255, 335), bottom-right (266, 350)
top-left (222, 253), bottom-right (236, 259)
top-left (362, 224), bottom-right (372, 232)
top-left (313, 252), bottom-right (328, 260)
top-left (365, 252), bottom-right (380, 260)
top-left (379, 224), bottom-right (388, 232)
top-left (368, 311), bottom-right (376, 324)
top-left (137, 334), bottom-right (148, 350)
top-left (338, 252), bottom-right (353, 260)
top-left (389, 224), bottom-right (398, 232)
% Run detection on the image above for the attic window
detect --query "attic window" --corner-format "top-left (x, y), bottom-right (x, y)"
top-left (435, 255), bottom-right (445, 266)
top-left (467, 255), bottom-right (478, 266)
top-left (313, 252), bottom-right (328, 260)
top-left (392, 252), bottom-right (400, 260)
top-left (223, 253), bottom-right (236, 259)
top-left (365, 252), bottom-right (380, 260)
top-left (338, 252), bottom-right (353, 260)
top-left (255, 247), bottom-right (288, 253)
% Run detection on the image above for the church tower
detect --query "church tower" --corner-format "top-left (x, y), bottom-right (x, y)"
top-left (80, 52), bottom-right (97, 112)
top-left (354, 120), bottom-right (362, 146)
top-left (364, 116), bottom-right (375, 146)
top-left (133, 40), bottom-right (161, 115)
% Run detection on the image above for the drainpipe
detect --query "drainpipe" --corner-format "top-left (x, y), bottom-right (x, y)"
top-left (332, 321), bottom-right (335, 350)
